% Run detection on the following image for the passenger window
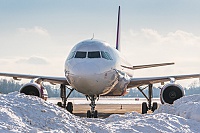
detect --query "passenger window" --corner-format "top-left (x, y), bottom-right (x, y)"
top-left (88, 51), bottom-right (101, 58)
top-left (75, 51), bottom-right (87, 58)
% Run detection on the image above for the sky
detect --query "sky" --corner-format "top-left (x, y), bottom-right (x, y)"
top-left (0, 0), bottom-right (200, 87)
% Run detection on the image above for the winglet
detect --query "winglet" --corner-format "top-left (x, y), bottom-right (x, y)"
top-left (116, 6), bottom-right (121, 51)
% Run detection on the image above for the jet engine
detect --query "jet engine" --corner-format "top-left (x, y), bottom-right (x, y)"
top-left (19, 82), bottom-right (48, 100)
top-left (160, 83), bottom-right (184, 104)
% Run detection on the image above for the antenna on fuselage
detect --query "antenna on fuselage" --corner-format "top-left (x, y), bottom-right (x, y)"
top-left (91, 33), bottom-right (94, 40)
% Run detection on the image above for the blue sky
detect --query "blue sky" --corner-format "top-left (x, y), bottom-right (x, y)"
top-left (0, 0), bottom-right (200, 87)
top-left (1, 0), bottom-right (200, 33)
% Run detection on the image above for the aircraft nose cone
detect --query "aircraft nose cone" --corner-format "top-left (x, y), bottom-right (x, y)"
top-left (69, 62), bottom-right (101, 94)
top-left (72, 62), bottom-right (100, 76)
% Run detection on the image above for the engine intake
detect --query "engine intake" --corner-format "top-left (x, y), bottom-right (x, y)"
top-left (160, 83), bottom-right (184, 104)
top-left (20, 83), bottom-right (48, 100)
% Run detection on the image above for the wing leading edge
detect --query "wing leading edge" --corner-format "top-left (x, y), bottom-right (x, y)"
top-left (128, 74), bottom-right (200, 88)
top-left (121, 62), bottom-right (174, 70)
top-left (0, 72), bottom-right (68, 85)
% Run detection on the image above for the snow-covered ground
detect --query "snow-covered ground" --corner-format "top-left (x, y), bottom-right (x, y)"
top-left (0, 92), bottom-right (200, 133)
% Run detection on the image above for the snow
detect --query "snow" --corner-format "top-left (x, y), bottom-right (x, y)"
top-left (0, 92), bottom-right (91, 133)
top-left (155, 94), bottom-right (200, 122)
top-left (0, 92), bottom-right (200, 133)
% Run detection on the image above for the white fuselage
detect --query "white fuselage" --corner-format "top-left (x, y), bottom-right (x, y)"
top-left (65, 39), bottom-right (131, 96)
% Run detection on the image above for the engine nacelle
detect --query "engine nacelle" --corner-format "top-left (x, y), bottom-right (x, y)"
top-left (19, 83), bottom-right (48, 100)
top-left (160, 83), bottom-right (184, 104)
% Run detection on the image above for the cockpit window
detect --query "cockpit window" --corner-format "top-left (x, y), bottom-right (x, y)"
top-left (68, 51), bottom-right (112, 60)
top-left (101, 51), bottom-right (112, 60)
top-left (74, 51), bottom-right (87, 58)
top-left (105, 52), bottom-right (112, 60)
top-left (101, 51), bottom-right (108, 59)
top-left (88, 51), bottom-right (101, 58)
top-left (67, 51), bottom-right (75, 60)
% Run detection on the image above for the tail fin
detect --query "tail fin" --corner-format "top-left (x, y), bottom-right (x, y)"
top-left (116, 6), bottom-right (121, 51)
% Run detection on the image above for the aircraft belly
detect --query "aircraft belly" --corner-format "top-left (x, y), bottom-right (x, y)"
top-left (67, 70), bottom-right (118, 95)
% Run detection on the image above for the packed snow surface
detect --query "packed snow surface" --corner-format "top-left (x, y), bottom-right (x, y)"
top-left (0, 92), bottom-right (200, 133)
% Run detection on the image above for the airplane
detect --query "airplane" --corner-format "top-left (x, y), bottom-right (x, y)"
top-left (0, 6), bottom-right (199, 118)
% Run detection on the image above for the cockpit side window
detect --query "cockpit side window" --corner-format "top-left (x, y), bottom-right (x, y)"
top-left (88, 51), bottom-right (101, 58)
top-left (74, 51), bottom-right (87, 58)
top-left (101, 51), bottom-right (112, 60)
top-left (105, 52), bottom-right (112, 60)
top-left (101, 51), bottom-right (108, 59)
top-left (67, 51), bottom-right (75, 60)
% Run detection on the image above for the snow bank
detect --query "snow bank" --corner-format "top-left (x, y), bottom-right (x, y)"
top-left (0, 92), bottom-right (200, 133)
top-left (82, 111), bottom-right (200, 133)
top-left (0, 92), bottom-right (91, 133)
top-left (155, 94), bottom-right (200, 122)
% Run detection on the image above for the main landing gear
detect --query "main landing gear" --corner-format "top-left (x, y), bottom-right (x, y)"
top-left (137, 84), bottom-right (158, 114)
top-left (57, 84), bottom-right (74, 114)
top-left (86, 95), bottom-right (99, 118)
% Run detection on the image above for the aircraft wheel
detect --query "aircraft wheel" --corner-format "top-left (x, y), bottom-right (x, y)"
top-left (57, 102), bottom-right (62, 107)
top-left (94, 110), bottom-right (98, 118)
top-left (87, 110), bottom-right (91, 118)
top-left (66, 102), bottom-right (73, 113)
top-left (142, 102), bottom-right (148, 114)
top-left (152, 102), bottom-right (158, 112)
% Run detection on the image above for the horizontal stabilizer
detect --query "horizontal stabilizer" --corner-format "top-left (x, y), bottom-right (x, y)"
top-left (121, 62), bottom-right (174, 70)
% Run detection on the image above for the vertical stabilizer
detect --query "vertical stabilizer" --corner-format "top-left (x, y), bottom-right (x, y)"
top-left (116, 6), bottom-right (121, 51)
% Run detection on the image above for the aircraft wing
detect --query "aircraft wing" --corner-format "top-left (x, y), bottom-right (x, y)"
top-left (128, 74), bottom-right (200, 88)
top-left (0, 72), bottom-right (68, 85)
top-left (121, 62), bottom-right (174, 70)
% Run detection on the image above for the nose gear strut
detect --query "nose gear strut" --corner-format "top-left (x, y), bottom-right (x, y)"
top-left (86, 95), bottom-right (99, 118)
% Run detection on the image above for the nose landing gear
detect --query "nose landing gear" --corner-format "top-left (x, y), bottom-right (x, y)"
top-left (86, 95), bottom-right (99, 118)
